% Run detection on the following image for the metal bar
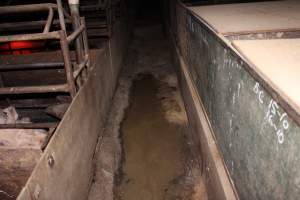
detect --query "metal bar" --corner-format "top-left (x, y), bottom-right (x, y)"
top-left (0, 21), bottom-right (46, 31)
top-left (80, 0), bottom-right (108, 11)
top-left (0, 19), bottom-right (72, 32)
top-left (69, 2), bottom-right (84, 88)
top-left (223, 28), bottom-right (300, 37)
top-left (0, 3), bottom-right (70, 22)
top-left (59, 31), bottom-right (77, 98)
top-left (0, 62), bottom-right (64, 71)
top-left (106, 7), bottom-right (113, 37)
top-left (81, 18), bottom-right (90, 59)
top-left (8, 99), bottom-right (58, 108)
top-left (73, 56), bottom-right (88, 78)
top-left (0, 74), bottom-right (11, 106)
top-left (43, 8), bottom-right (54, 33)
top-left (87, 29), bottom-right (109, 37)
top-left (0, 3), bottom-right (57, 14)
top-left (0, 84), bottom-right (69, 95)
top-left (56, 0), bottom-right (66, 32)
top-left (0, 122), bottom-right (57, 129)
top-left (63, 10), bottom-right (72, 21)
top-left (85, 20), bottom-right (108, 28)
top-left (0, 31), bottom-right (60, 43)
top-left (67, 25), bottom-right (85, 43)
top-left (81, 17), bottom-right (90, 80)
top-left (41, 127), bottom-right (56, 150)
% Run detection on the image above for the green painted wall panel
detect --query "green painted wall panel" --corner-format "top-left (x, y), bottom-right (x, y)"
top-left (184, 12), bottom-right (300, 200)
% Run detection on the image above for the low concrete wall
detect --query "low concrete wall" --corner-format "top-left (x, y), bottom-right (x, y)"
top-left (168, 2), bottom-right (237, 199)
top-left (169, 1), bottom-right (300, 199)
top-left (172, 42), bottom-right (237, 200)
top-left (17, 19), bottom-right (127, 200)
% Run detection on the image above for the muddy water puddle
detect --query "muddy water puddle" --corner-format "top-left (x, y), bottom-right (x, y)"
top-left (117, 75), bottom-right (187, 200)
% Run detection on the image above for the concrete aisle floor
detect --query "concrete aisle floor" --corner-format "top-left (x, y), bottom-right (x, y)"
top-left (88, 21), bottom-right (208, 200)
top-left (118, 75), bottom-right (186, 200)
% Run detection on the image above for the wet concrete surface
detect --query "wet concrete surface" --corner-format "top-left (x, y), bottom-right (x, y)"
top-left (117, 75), bottom-right (186, 200)
top-left (88, 21), bottom-right (207, 200)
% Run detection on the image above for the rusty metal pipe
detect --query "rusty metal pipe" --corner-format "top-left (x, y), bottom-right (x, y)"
top-left (0, 62), bottom-right (64, 71)
top-left (69, 0), bottom-right (85, 87)
top-left (56, 0), bottom-right (66, 32)
top-left (0, 3), bottom-right (57, 14)
top-left (59, 31), bottom-right (77, 98)
top-left (80, 18), bottom-right (90, 60)
top-left (0, 84), bottom-right (69, 95)
top-left (80, 17), bottom-right (90, 80)
top-left (67, 24), bottom-right (85, 43)
top-left (69, 0), bottom-right (84, 62)
top-left (43, 8), bottom-right (54, 33)
top-left (0, 32), bottom-right (60, 43)
top-left (0, 19), bottom-right (72, 32)
top-left (0, 122), bottom-right (57, 129)
top-left (73, 55), bottom-right (88, 78)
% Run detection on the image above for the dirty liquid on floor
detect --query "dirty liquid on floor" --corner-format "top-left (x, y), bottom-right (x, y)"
top-left (117, 75), bottom-right (187, 200)
top-left (88, 22), bottom-right (207, 200)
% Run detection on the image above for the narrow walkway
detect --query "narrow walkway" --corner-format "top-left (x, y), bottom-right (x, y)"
top-left (89, 22), bottom-right (207, 200)
top-left (118, 75), bottom-right (186, 200)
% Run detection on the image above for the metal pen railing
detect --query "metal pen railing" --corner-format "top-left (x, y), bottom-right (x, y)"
top-left (0, 0), bottom-right (90, 129)
top-left (0, 0), bottom-right (90, 97)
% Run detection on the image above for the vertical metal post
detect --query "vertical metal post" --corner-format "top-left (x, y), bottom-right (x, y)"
top-left (69, 4), bottom-right (84, 61)
top-left (106, 6), bottom-right (112, 37)
top-left (59, 31), bottom-right (76, 98)
top-left (56, 0), bottom-right (66, 32)
top-left (80, 17), bottom-right (90, 81)
top-left (69, 0), bottom-right (84, 87)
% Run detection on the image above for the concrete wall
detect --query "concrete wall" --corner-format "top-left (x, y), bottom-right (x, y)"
top-left (17, 19), bottom-right (127, 200)
top-left (172, 44), bottom-right (237, 200)
top-left (184, 13), bottom-right (300, 199)
top-left (169, 1), bottom-right (300, 199)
